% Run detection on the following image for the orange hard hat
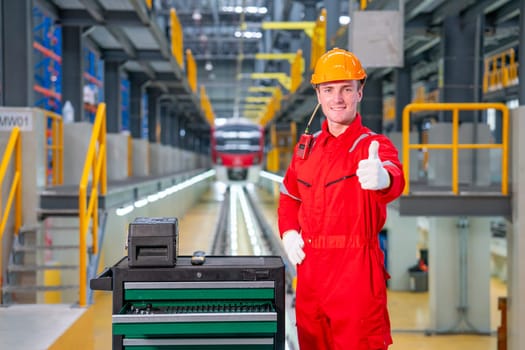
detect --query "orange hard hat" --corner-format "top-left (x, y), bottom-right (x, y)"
top-left (310, 48), bottom-right (367, 85)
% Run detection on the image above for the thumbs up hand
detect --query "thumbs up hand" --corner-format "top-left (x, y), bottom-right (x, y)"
top-left (356, 141), bottom-right (391, 190)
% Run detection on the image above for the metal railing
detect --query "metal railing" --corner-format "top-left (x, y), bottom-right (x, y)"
top-left (290, 49), bottom-right (304, 93)
top-left (42, 109), bottom-right (63, 186)
top-left (78, 103), bottom-right (107, 307)
top-left (259, 87), bottom-right (282, 127)
top-left (186, 49), bottom-right (197, 93)
top-left (200, 85), bottom-right (215, 125)
top-left (402, 103), bottom-right (509, 195)
top-left (310, 8), bottom-right (326, 72)
top-left (483, 48), bottom-right (518, 93)
top-left (170, 8), bottom-right (184, 68)
top-left (0, 127), bottom-right (22, 304)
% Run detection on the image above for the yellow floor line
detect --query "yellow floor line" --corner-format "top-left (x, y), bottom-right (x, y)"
top-left (48, 306), bottom-right (94, 350)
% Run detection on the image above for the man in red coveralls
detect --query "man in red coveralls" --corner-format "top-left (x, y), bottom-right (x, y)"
top-left (278, 48), bottom-right (405, 350)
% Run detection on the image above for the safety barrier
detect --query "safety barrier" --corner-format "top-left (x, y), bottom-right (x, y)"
top-left (78, 103), bottom-right (107, 307)
top-left (200, 85), bottom-right (215, 125)
top-left (267, 122), bottom-right (297, 173)
top-left (259, 87), bottom-right (282, 127)
top-left (402, 103), bottom-right (509, 195)
top-left (290, 49), bottom-right (304, 93)
top-left (483, 48), bottom-right (518, 93)
top-left (186, 49), bottom-right (197, 92)
top-left (0, 127), bottom-right (22, 304)
top-left (42, 109), bottom-right (63, 186)
top-left (384, 88), bottom-right (440, 122)
top-left (310, 9), bottom-right (326, 72)
top-left (170, 8), bottom-right (184, 68)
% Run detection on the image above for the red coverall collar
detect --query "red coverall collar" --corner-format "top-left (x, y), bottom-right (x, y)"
top-left (319, 112), bottom-right (364, 146)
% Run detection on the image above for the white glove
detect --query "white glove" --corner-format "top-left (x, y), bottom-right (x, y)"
top-left (356, 140), bottom-right (391, 190)
top-left (282, 230), bottom-right (305, 265)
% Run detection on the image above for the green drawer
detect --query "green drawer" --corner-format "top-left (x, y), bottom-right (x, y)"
top-left (122, 337), bottom-right (274, 350)
top-left (113, 320), bottom-right (277, 336)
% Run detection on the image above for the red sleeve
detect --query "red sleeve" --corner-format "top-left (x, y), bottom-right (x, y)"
top-left (277, 156), bottom-right (302, 237)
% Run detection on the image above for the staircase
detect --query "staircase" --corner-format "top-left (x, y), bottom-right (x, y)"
top-left (2, 194), bottom-right (107, 305)
top-left (1, 103), bottom-right (107, 307)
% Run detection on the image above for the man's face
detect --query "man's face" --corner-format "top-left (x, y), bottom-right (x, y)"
top-left (316, 80), bottom-right (363, 129)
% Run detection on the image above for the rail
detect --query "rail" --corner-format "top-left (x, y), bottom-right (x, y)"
top-left (483, 48), bottom-right (518, 93)
top-left (259, 87), bottom-right (282, 127)
top-left (290, 49), bottom-right (304, 93)
top-left (402, 103), bottom-right (509, 195)
top-left (170, 8), bottom-right (184, 68)
top-left (186, 49), bottom-right (197, 92)
top-left (0, 127), bottom-right (22, 304)
top-left (78, 103), bottom-right (107, 307)
top-left (42, 109), bottom-right (64, 186)
top-left (310, 8), bottom-right (326, 72)
top-left (200, 85), bottom-right (215, 125)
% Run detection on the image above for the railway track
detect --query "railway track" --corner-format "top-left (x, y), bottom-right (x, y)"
top-left (210, 183), bottom-right (299, 349)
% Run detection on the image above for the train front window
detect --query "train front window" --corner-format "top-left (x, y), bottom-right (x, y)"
top-left (214, 126), bottom-right (262, 154)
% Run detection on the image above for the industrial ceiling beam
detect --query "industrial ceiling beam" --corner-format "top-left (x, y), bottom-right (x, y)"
top-left (255, 52), bottom-right (297, 63)
top-left (248, 72), bottom-right (291, 90)
top-left (79, 0), bottom-right (104, 23)
top-left (261, 21), bottom-right (316, 37)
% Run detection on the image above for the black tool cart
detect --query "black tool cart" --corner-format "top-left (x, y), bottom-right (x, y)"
top-left (90, 217), bottom-right (285, 350)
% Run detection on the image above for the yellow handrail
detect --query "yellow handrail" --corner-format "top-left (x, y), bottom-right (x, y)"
top-left (290, 49), bottom-right (304, 93)
top-left (258, 86), bottom-right (282, 127)
top-left (78, 103), bottom-right (107, 307)
top-left (170, 8), bottom-right (184, 68)
top-left (402, 103), bottom-right (509, 196)
top-left (0, 127), bottom-right (22, 304)
top-left (0, 127), bottom-right (22, 239)
top-left (186, 49), bottom-right (197, 93)
top-left (42, 109), bottom-right (64, 186)
top-left (310, 8), bottom-right (326, 71)
top-left (483, 48), bottom-right (519, 93)
top-left (200, 85), bottom-right (215, 125)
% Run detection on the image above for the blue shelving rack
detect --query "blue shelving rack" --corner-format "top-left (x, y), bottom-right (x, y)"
top-left (33, 6), bottom-right (62, 113)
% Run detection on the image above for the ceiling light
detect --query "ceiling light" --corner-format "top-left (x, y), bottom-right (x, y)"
top-left (221, 6), bottom-right (267, 15)
top-left (339, 16), bottom-right (351, 25)
top-left (234, 31), bottom-right (262, 39)
top-left (192, 10), bottom-right (202, 21)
